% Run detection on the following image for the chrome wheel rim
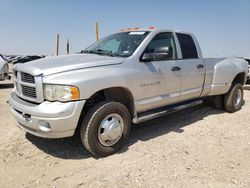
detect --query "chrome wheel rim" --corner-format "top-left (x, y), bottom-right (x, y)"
top-left (234, 88), bottom-right (242, 107)
top-left (98, 114), bottom-right (124, 147)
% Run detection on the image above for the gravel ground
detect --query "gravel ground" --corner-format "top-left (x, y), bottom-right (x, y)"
top-left (0, 78), bottom-right (250, 188)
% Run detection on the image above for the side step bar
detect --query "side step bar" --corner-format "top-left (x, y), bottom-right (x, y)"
top-left (133, 100), bottom-right (203, 124)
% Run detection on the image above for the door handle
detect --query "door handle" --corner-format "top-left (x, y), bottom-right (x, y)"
top-left (197, 64), bottom-right (204, 69)
top-left (171, 66), bottom-right (181, 72)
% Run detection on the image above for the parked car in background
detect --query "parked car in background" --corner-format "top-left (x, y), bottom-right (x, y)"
top-left (244, 58), bottom-right (250, 84)
top-left (10, 55), bottom-right (45, 64)
top-left (0, 54), bottom-right (10, 81)
top-left (9, 28), bottom-right (248, 157)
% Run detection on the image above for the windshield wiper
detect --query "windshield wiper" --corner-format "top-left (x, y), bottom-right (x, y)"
top-left (83, 49), bottom-right (117, 57)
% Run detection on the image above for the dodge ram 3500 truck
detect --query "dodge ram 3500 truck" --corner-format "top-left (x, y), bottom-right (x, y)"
top-left (9, 28), bottom-right (248, 157)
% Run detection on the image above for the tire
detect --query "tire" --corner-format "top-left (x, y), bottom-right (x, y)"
top-left (80, 101), bottom-right (131, 157)
top-left (224, 83), bottom-right (243, 113)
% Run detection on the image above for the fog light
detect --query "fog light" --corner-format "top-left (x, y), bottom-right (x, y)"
top-left (38, 121), bottom-right (51, 132)
top-left (22, 113), bottom-right (31, 121)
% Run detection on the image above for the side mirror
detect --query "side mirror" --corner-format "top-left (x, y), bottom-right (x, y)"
top-left (141, 46), bottom-right (173, 62)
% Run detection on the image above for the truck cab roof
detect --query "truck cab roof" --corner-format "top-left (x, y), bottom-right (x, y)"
top-left (117, 27), bottom-right (195, 36)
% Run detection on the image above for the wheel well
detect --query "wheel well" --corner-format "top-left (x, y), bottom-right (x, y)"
top-left (83, 87), bottom-right (135, 117)
top-left (74, 87), bottom-right (135, 136)
top-left (233, 72), bottom-right (245, 85)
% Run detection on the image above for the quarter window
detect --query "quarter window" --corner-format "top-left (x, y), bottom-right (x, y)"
top-left (176, 33), bottom-right (198, 59)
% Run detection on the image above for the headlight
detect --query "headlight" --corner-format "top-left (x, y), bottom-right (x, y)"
top-left (43, 84), bottom-right (80, 102)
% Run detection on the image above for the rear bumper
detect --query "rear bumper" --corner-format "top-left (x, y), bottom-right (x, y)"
top-left (9, 92), bottom-right (85, 138)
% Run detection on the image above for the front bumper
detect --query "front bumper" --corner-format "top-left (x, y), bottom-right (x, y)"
top-left (9, 92), bottom-right (85, 138)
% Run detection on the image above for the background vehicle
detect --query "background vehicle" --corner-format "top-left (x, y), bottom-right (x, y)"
top-left (0, 54), bottom-right (10, 81)
top-left (244, 58), bottom-right (250, 84)
top-left (10, 55), bottom-right (45, 64)
top-left (9, 28), bottom-right (248, 157)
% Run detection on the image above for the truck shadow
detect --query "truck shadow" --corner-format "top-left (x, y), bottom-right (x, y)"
top-left (25, 102), bottom-right (226, 159)
top-left (119, 104), bottom-right (224, 154)
top-left (25, 133), bottom-right (91, 159)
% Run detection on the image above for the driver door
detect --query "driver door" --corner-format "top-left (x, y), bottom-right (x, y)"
top-left (136, 32), bottom-right (181, 112)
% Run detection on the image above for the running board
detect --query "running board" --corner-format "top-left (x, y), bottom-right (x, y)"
top-left (133, 100), bottom-right (203, 124)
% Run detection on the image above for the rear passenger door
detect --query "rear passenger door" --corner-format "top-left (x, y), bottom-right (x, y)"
top-left (176, 33), bottom-right (206, 101)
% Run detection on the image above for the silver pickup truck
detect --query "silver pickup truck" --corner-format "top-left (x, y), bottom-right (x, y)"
top-left (9, 28), bottom-right (248, 157)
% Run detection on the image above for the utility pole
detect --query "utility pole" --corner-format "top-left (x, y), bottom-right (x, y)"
top-left (56, 33), bottom-right (60, 56)
top-left (66, 39), bottom-right (70, 54)
top-left (95, 22), bottom-right (99, 41)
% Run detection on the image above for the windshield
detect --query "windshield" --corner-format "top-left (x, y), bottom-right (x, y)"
top-left (83, 31), bottom-right (149, 57)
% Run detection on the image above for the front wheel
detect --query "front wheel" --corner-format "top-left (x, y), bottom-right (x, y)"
top-left (80, 101), bottom-right (131, 157)
top-left (224, 83), bottom-right (244, 113)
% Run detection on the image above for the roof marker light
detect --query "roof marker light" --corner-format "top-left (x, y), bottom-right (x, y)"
top-left (148, 26), bottom-right (156, 30)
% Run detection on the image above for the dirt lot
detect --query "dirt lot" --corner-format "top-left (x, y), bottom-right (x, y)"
top-left (0, 78), bottom-right (250, 188)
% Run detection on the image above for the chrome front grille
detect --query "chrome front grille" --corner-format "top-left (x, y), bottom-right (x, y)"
top-left (21, 72), bottom-right (35, 83)
top-left (21, 85), bottom-right (37, 98)
top-left (14, 70), bottom-right (43, 103)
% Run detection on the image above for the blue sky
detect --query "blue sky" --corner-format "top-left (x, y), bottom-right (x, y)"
top-left (0, 0), bottom-right (250, 57)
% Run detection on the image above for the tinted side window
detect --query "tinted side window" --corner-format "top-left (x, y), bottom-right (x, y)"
top-left (145, 32), bottom-right (177, 60)
top-left (176, 33), bottom-right (198, 59)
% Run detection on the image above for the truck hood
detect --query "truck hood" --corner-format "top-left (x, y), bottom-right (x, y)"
top-left (14, 54), bottom-right (125, 76)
